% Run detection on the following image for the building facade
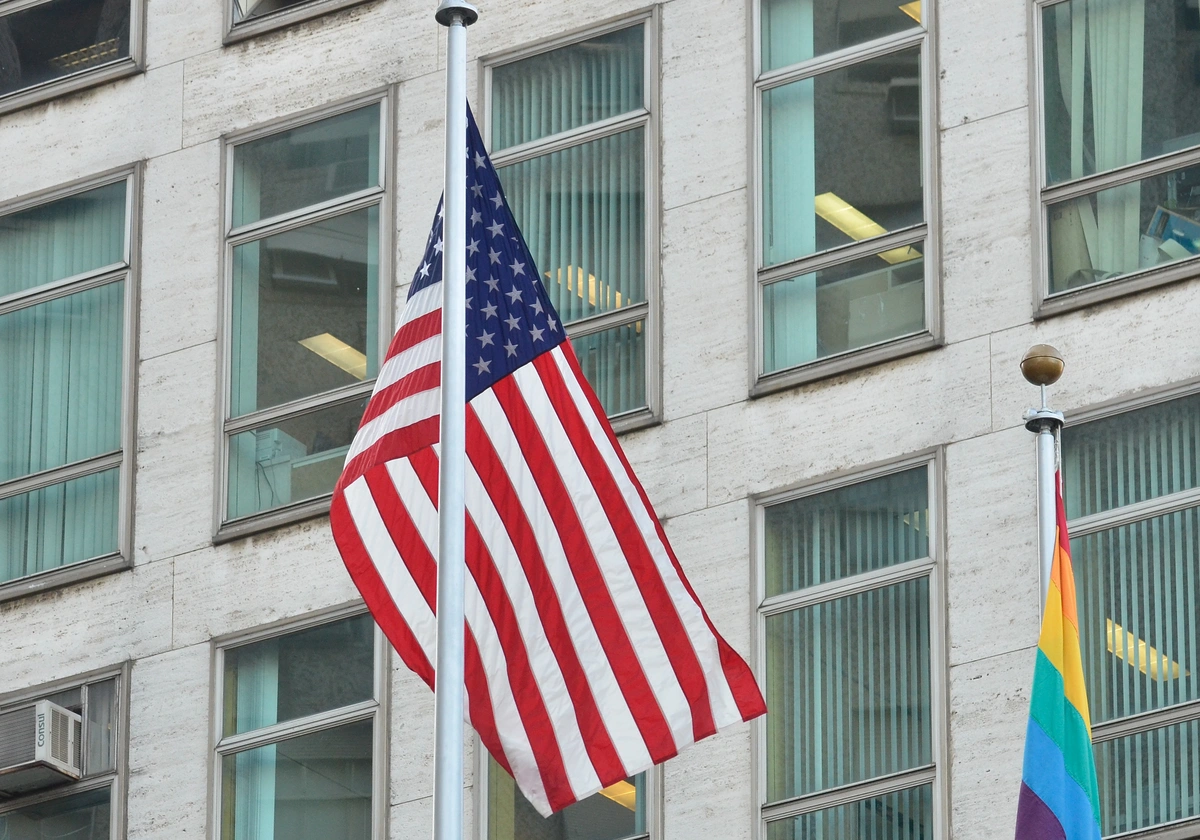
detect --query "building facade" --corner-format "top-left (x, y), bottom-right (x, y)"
top-left (1, 0), bottom-right (1198, 838)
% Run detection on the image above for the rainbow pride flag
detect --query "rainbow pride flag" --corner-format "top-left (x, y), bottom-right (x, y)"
top-left (1015, 473), bottom-right (1101, 840)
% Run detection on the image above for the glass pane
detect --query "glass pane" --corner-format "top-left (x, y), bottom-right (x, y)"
top-left (85, 677), bottom-right (118, 775)
top-left (491, 26), bottom-right (644, 150)
top-left (232, 0), bottom-right (311, 23)
top-left (1047, 162), bottom-right (1200, 294)
top-left (1073, 508), bottom-right (1200, 724)
top-left (223, 614), bottom-right (374, 736)
top-left (764, 784), bottom-right (932, 840)
top-left (230, 207), bottom-right (378, 416)
top-left (488, 758), bottom-right (647, 840)
top-left (0, 787), bottom-right (111, 839)
top-left (1042, 0), bottom-right (1200, 186)
top-left (761, 0), bottom-right (923, 72)
top-left (571, 321), bottom-right (645, 417)
top-left (232, 105), bottom-right (381, 228)
top-left (226, 398), bottom-right (367, 521)
top-left (0, 281), bottom-right (124, 482)
top-left (1063, 393), bottom-right (1200, 519)
top-left (500, 129), bottom-right (645, 324)
top-left (221, 720), bottom-right (372, 840)
top-left (762, 48), bottom-right (923, 267)
top-left (0, 181), bottom-right (126, 298)
top-left (0, 0), bottom-right (131, 99)
top-left (765, 577), bottom-right (931, 801)
top-left (763, 246), bottom-right (924, 372)
top-left (0, 467), bottom-right (119, 584)
top-left (764, 467), bottom-right (929, 598)
top-left (1097, 719), bottom-right (1200, 836)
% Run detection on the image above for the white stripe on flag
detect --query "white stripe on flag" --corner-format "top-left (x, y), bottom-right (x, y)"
top-left (374, 333), bottom-right (441, 393)
top-left (346, 388), bottom-right (442, 462)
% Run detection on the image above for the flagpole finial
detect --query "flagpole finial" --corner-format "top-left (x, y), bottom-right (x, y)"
top-left (1020, 343), bottom-right (1065, 388)
top-left (435, 0), bottom-right (478, 25)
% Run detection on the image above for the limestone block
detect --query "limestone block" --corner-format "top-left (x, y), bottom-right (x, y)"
top-left (944, 426), bottom-right (1041, 666)
top-left (181, 5), bottom-right (438, 147)
top-left (126, 644), bottom-right (210, 840)
top-left (664, 726), bottom-right (753, 840)
top-left (940, 108), bottom-right (1034, 344)
top-left (388, 663), bottom-right (436, 806)
top-left (620, 412), bottom-right (708, 522)
top-left (145, 0), bottom-right (223, 70)
top-left (389, 791), bottom-right (473, 840)
top-left (938, 0), bottom-right (1027, 129)
top-left (661, 0), bottom-right (748, 210)
top-left (948, 647), bottom-right (1036, 840)
top-left (134, 341), bottom-right (218, 565)
top-left (170, 517), bottom-right (359, 646)
top-left (706, 335), bottom-right (993, 505)
top-left (661, 500), bottom-right (754, 653)
top-left (989, 284), bottom-right (1200, 431)
top-left (660, 189), bottom-right (751, 421)
top-left (0, 64), bottom-right (184, 201)
top-left (0, 560), bottom-right (173, 688)
top-left (140, 142), bottom-right (222, 362)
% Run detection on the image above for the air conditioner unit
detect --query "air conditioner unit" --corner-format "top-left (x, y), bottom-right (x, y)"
top-left (0, 701), bottom-right (83, 796)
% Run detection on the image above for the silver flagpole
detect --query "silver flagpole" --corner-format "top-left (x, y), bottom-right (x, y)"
top-left (433, 3), bottom-right (477, 840)
top-left (1021, 344), bottom-right (1065, 616)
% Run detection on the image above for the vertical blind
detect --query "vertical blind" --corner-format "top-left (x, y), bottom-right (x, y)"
top-left (1064, 395), bottom-right (1200, 835)
top-left (765, 784), bottom-right (933, 840)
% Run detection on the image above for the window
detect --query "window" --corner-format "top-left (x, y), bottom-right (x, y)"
top-left (1036, 0), bottom-right (1200, 314)
top-left (0, 669), bottom-right (126, 840)
top-left (224, 0), bottom-right (375, 45)
top-left (0, 172), bottom-right (135, 597)
top-left (485, 15), bottom-right (658, 428)
top-left (0, 0), bottom-right (141, 115)
top-left (214, 611), bottom-right (385, 840)
top-left (483, 755), bottom-right (651, 840)
top-left (754, 0), bottom-right (936, 391)
top-left (756, 462), bottom-right (941, 839)
top-left (1063, 393), bottom-right (1200, 836)
top-left (218, 98), bottom-right (388, 540)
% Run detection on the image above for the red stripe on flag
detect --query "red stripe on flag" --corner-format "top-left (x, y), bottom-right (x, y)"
top-left (338, 417), bottom-right (441, 492)
top-left (362, 464), bottom-right (438, 612)
top-left (359, 362), bottom-right (441, 427)
top-left (384, 307), bottom-right (442, 359)
top-left (532, 353), bottom-right (717, 742)
top-left (489, 373), bottom-right (678, 762)
top-left (330, 486), bottom-right (434, 687)
top-left (466, 404), bottom-right (626, 787)
top-left (553, 345), bottom-right (768, 721)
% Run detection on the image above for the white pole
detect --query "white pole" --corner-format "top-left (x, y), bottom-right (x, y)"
top-left (1022, 350), bottom-right (1065, 617)
top-left (432, 3), bottom-right (477, 840)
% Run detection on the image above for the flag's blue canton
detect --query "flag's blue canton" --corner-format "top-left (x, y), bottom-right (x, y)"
top-left (408, 107), bottom-right (565, 403)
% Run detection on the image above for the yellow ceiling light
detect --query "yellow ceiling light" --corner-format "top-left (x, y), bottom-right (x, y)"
top-left (813, 192), bottom-right (921, 266)
top-left (299, 333), bottom-right (368, 380)
top-left (546, 266), bottom-right (624, 310)
top-left (597, 780), bottom-right (638, 811)
top-left (1106, 618), bottom-right (1188, 681)
top-left (899, 1), bottom-right (922, 24)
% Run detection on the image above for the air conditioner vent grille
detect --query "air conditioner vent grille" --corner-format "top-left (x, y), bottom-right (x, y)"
top-left (51, 709), bottom-right (69, 764)
top-left (0, 707), bottom-right (35, 766)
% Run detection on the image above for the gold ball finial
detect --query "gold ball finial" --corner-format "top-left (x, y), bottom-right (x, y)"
top-left (1021, 343), bottom-right (1064, 387)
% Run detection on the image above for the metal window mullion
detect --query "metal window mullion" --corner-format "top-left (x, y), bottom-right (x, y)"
top-left (489, 111), bottom-right (650, 168)
top-left (215, 700), bottom-right (378, 756)
top-left (0, 265), bottom-right (129, 317)
top-left (755, 28), bottom-right (925, 91)
top-left (757, 226), bottom-right (928, 286)
top-left (563, 301), bottom-right (650, 339)
top-left (760, 556), bottom-right (935, 617)
top-left (226, 190), bottom-right (384, 246)
top-left (0, 450), bottom-right (122, 502)
top-left (223, 379), bottom-right (376, 436)
top-left (0, 774), bottom-right (118, 816)
top-left (1092, 698), bottom-right (1200, 744)
top-left (761, 764), bottom-right (936, 823)
top-left (1041, 144), bottom-right (1200, 205)
top-left (1068, 486), bottom-right (1200, 538)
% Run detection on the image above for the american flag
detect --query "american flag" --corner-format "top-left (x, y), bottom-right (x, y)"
top-left (331, 107), bottom-right (766, 816)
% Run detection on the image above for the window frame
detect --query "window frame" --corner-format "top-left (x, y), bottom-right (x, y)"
top-left (0, 0), bottom-right (144, 116)
top-left (0, 662), bottom-right (132, 838)
top-left (749, 0), bottom-right (942, 396)
top-left (0, 166), bottom-right (140, 601)
top-left (213, 90), bottom-right (393, 543)
top-left (210, 604), bottom-right (390, 840)
top-left (1030, 0), bottom-right (1200, 319)
top-left (473, 738), bottom-right (663, 840)
top-left (222, 0), bottom-right (377, 46)
top-left (1063, 383), bottom-right (1200, 838)
top-left (479, 8), bottom-right (662, 433)
top-left (751, 451), bottom-right (948, 839)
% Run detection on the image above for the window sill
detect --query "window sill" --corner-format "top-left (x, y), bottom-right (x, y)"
top-left (751, 331), bottom-right (941, 399)
top-left (0, 553), bottom-right (131, 604)
top-left (1036, 256), bottom-right (1200, 320)
top-left (214, 494), bottom-right (333, 544)
top-left (0, 59), bottom-right (141, 119)
top-left (609, 405), bottom-right (660, 436)
top-left (224, 0), bottom-right (378, 44)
